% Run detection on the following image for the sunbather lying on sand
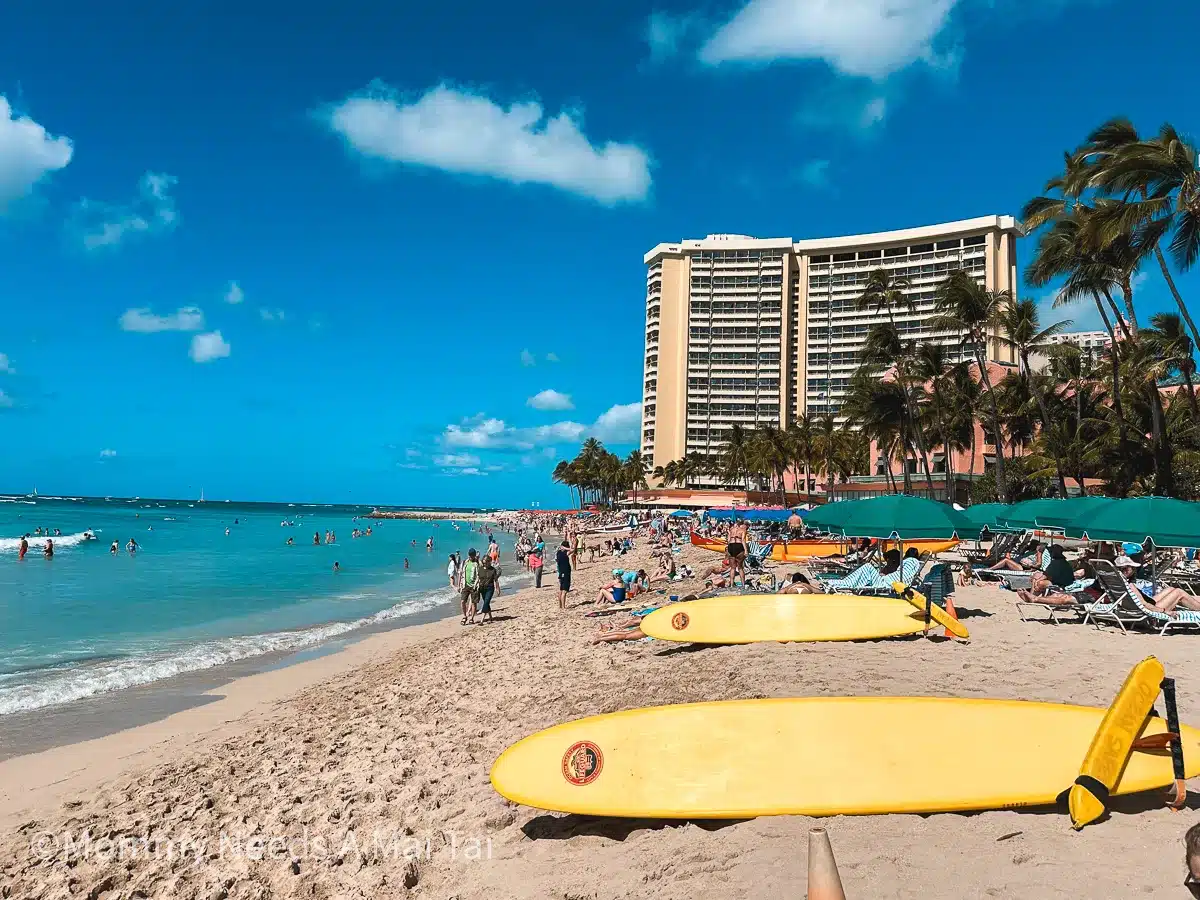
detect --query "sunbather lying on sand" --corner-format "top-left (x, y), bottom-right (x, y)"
top-left (589, 595), bottom-right (707, 645)
top-left (778, 572), bottom-right (818, 594)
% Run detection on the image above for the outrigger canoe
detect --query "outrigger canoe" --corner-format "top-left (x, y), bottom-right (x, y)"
top-left (690, 531), bottom-right (959, 561)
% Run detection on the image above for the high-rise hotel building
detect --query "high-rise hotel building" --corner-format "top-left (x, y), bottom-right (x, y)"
top-left (640, 215), bottom-right (1020, 471)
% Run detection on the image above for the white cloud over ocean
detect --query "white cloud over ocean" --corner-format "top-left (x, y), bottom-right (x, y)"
top-left (442, 402), bottom-right (641, 451)
top-left (119, 306), bottom-right (205, 333)
top-left (75, 172), bottom-right (179, 250)
top-left (190, 331), bottom-right (231, 364)
top-left (527, 389), bottom-right (574, 411)
top-left (325, 83), bottom-right (651, 204)
top-left (0, 96), bottom-right (73, 208)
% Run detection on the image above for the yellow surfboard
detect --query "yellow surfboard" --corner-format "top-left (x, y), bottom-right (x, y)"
top-left (1069, 656), bottom-right (1165, 829)
top-left (896, 584), bottom-right (970, 639)
top-left (490, 697), bottom-right (1200, 818)
top-left (640, 594), bottom-right (940, 644)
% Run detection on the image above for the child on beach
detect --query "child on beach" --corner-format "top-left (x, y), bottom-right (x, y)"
top-left (530, 549), bottom-right (544, 588)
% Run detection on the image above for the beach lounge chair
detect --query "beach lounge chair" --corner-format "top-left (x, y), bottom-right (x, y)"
top-left (962, 532), bottom-right (1017, 567)
top-left (819, 555), bottom-right (924, 596)
top-left (1081, 560), bottom-right (1154, 633)
top-left (1090, 560), bottom-right (1200, 636)
top-left (1015, 581), bottom-right (1096, 624)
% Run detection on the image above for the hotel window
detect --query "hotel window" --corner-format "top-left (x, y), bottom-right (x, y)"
top-left (910, 243), bottom-right (934, 254)
top-left (859, 249), bottom-right (882, 260)
top-left (964, 235), bottom-right (986, 247)
top-left (884, 247), bottom-right (906, 258)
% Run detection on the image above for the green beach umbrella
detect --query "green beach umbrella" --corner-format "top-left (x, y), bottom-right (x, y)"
top-left (960, 503), bottom-right (1016, 532)
top-left (1031, 496), bottom-right (1116, 531)
top-left (1062, 497), bottom-right (1200, 547)
top-left (836, 495), bottom-right (981, 540)
top-left (1000, 499), bottom-right (1068, 531)
top-left (804, 499), bottom-right (870, 531)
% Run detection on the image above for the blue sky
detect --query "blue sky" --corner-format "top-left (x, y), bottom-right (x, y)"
top-left (0, 0), bottom-right (1196, 506)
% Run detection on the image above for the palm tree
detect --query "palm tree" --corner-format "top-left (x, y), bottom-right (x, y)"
top-left (913, 343), bottom-right (961, 503)
top-left (995, 297), bottom-right (1072, 496)
top-left (787, 414), bottom-right (817, 506)
top-left (623, 450), bottom-right (650, 506)
top-left (933, 271), bottom-right (1011, 501)
top-left (717, 423), bottom-right (751, 491)
top-left (842, 371), bottom-right (910, 495)
top-left (1081, 120), bottom-right (1200, 351)
top-left (1145, 312), bottom-right (1199, 417)
top-left (857, 270), bottom-right (935, 487)
top-left (812, 413), bottom-right (841, 499)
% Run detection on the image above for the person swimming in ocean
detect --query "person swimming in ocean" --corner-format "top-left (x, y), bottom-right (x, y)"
top-left (110, 540), bottom-right (119, 554)
top-left (43, 539), bottom-right (54, 559)
top-left (127, 538), bottom-right (138, 553)
top-left (314, 532), bottom-right (321, 545)
top-left (18, 536), bottom-right (28, 560)
top-left (286, 536), bottom-right (295, 545)
top-left (333, 561), bottom-right (340, 573)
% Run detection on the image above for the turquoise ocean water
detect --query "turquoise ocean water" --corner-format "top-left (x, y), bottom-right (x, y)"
top-left (0, 496), bottom-right (509, 716)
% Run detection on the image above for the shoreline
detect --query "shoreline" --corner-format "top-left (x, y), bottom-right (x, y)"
top-left (5, 541), bottom-right (1200, 897)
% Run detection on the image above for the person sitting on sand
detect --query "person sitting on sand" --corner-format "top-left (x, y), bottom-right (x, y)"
top-left (595, 570), bottom-right (628, 606)
top-left (991, 541), bottom-right (1050, 572)
top-left (649, 554), bottom-right (677, 584)
top-left (622, 568), bottom-right (649, 599)
top-left (779, 572), bottom-right (818, 594)
top-left (1185, 822), bottom-right (1200, 895)
top-left (1119, 557), bottom-right (1200, 617)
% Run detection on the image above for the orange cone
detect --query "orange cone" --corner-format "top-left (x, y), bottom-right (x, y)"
top-left (807, 827), bottom-right (847, 900)
top-left (944, 595), bottom-right (960, 639)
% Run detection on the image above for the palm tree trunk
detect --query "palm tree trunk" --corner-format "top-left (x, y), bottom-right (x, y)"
top-left (1155, 246), bottom-right (1200, 352)
top-left (804, 459), bottom-right (813, 507)
top-left (1150, 386), bottom-right (1175, 496)
top-left (1118, 277), bottom-right (1139, 336)
top-left (974, 349), bottom-right (1007, 502)
top-left (939, 421), bottom-right (954, 505)
top-left (899, 422), bottom-right (913, 495)
top-left (1103, 288), bottom-right (1133, 342)
top-left (884, 440), bottom-right (898, 494)
top-left (1022, 350), bottom-right (1069, 498)
top-left (1183, 368), bottom-right (1199, 419)
top-left (895, 361), bottom-right (935, 490)
top-left (1090, 291), bottom-right (1129, 493)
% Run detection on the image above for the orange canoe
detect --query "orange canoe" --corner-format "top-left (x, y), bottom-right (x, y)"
top-left (689, 532), bottom-right (959, 561)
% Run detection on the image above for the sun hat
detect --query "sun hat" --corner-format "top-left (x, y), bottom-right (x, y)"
top-left (612, 568), bottom-right (624, 576)
top-left (1114, 555), bottom-right (1141, 568)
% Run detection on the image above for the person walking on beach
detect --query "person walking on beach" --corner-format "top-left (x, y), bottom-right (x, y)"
top-left (460, 549), bottom-right (481, 625)
top-left (477, 556), bottom-right (499, 624)
top-left (556, 539), bottom-right (572, 610)
top-left (530, 546), bottom-right (544, 588)
top-left (446, 553), bottom-right (458, 588)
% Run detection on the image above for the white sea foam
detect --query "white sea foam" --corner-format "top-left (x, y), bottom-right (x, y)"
top-left (0, 588), bottom-right (450, 716)
top-left (0, 531), bottom-right (99, 553)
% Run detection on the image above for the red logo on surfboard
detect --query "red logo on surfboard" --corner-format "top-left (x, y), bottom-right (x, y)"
top-left (672, 612), bottom-right (690, 631)
top-left (562, 741), bottom-right (603, 786)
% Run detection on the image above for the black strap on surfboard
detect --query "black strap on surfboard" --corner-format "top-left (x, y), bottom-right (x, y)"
top-left (1161, 678), bottom-right (1187, 810)
top-left (1055, 775), bottom-right (1110, 808)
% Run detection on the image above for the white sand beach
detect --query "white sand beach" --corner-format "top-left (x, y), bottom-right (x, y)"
top-left (2, 543), bottom-right (1198, 898)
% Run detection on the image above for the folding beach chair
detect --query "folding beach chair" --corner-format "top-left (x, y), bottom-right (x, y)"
top-left (1083, 560), bottom-right (1154, 633)
top-left (962, 532), bottom-right (1016, 567)
top-left (1091, 560), bottom-right (1200, 636)
top-left (1015, 581), bottom-right (1095, 624)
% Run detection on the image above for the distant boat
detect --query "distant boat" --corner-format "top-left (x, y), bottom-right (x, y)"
top-left (198, 489), bottom-right (205, 503)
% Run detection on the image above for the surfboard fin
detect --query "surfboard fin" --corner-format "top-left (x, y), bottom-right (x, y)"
top-left (1068, 656), bottom-right (1164, 830)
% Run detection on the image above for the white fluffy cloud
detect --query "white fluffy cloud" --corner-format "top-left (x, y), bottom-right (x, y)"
top-left (326, 83), bottom-right (651, 204)
top-left (520, 349), bottom-right (537, 367)
top-left (190, 331), bottom-right (231, 364)
top-left (527, 389), bottom-right (574, 411)
top-left (0, 353), bottom-right (13, 374)
top-left (434, 453), bottom-right (481, 468)
top-left (119, 306), bottom-right (204, 333)
top-left (545, 352), bottom-right (560, 363)
top-left (442, 402), bottom-right (641, 451)
top-left (76, 172), bottom-right (179, 250)
top-left (591, 402), bottom-right (642, 443)
top-left (0, 96), bottom-right (72, 208)
top-left (100, 448), bottom-right (117, 458)
top-left (225, 281), bottom-right (244, 304)
top-left (700, 0), bottom-right (959, 78)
